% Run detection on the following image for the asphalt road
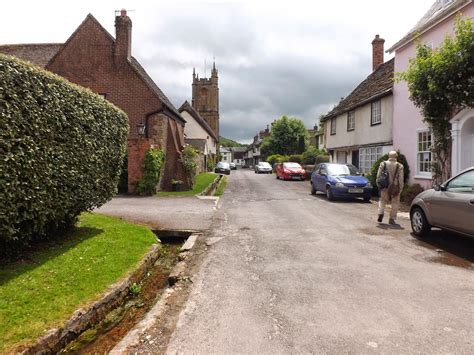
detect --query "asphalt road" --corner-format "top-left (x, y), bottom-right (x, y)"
top-left (166, 169), bottom-right (474, 354)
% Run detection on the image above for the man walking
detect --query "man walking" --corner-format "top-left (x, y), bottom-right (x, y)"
top-left (377, 151), bottom-right (404, 225)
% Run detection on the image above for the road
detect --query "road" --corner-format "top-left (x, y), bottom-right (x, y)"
top-left (166, 169), bottom-right (474, 354)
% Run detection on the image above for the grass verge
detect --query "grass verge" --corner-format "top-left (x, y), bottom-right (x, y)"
top-left (155, 172), bottom-right (217, 197)
top-left (214, 175), bottom-right (228, 196)
top-left (0, 213), bottom-right (157, 353)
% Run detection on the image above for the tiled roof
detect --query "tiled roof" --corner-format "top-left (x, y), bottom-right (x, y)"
top-left (0, 43), bottom-right (62, 67)
top-left (388, 0), bottom-right (470, 52)
top-left (178, 101), bottom-right (218, 141)
top-left (321, 59), bottom-right (394, 121)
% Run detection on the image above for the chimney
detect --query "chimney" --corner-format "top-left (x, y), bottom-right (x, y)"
top-left (372, 34), bottom-right (385, 71)
top-left (114, 9), bottom-right (132, 64)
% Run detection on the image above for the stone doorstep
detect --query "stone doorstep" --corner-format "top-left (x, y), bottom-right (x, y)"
top-left (19, 244), bottom-right (162, 355)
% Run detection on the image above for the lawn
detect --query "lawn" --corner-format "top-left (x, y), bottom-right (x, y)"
top-left (214, 175), bottom-right (228, 196)
top-left (155, 172), bottom-right (218, 197)
top-left (0, 213), bottom-right (157, 353)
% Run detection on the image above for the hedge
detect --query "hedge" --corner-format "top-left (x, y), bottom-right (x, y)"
top-left (0, 54), bottom-right (129, 245)
top-left (368, 152), bottom-right (410, 194)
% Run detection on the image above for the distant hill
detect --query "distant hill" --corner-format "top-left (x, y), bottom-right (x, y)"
top-left (219, 136), bottom-right (247, 147)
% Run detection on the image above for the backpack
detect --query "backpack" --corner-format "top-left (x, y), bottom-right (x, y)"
top-left (376, 162), bottom-right (390, 189)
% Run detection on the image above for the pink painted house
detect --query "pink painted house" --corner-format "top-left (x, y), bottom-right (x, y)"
top-left (388, 0), bottom-right (474, 187)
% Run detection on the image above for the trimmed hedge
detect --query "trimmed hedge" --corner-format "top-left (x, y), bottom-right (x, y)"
top-left (0, 54), bottom-right (129, 245)
top-left (135, 148), bottom-right (165, 196)
top-left (368, 152), bottom-right (410, 194)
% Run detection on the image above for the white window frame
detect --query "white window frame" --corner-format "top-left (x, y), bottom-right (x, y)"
top-left (330, 117), bottom-right (336, 135)
top-left (371, 100), bottom-right (381, 125)
top-left (347, 110), bottom-right (355, 131)
top-left (359, 146), bottom-right (383, 174)
top-left (416, 129), bottom-right (433, 177)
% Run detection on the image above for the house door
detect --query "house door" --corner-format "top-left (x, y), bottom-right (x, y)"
top-left (352, 150), bottom-right (359, 169)
top-left (461, 117), bottom-right (474, 170)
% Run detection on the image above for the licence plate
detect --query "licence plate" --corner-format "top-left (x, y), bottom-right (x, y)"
top-left (292, 176), bottom-right (301, 180)
top-left (348, 188), bottom-right (363, 193)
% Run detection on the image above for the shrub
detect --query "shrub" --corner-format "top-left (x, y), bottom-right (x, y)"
top-left (368, 151), bottom-right (410, 194)
top-left (288, 154), bottom-right (303, 163)
top-left (315, 155), bottom-right (330, 164)
top-left (401, 184), bottom-right (424, 205)
top-left (267, 154), bottom-right (288, 167)
top-left (0, 54), bottom-right (128, 245)
top-left (135, 148), bottom-right (165, 196)
top-left (302, 147), bottom-right (325, 164)
top-left (206, 157), bottom-right (215, 172)
top-left (180, 145), bottom-right (199, 187)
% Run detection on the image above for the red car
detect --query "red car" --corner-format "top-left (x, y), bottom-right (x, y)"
top-left (276, 162), bottom-right (306, 181)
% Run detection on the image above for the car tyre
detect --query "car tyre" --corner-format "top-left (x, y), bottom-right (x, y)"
top-left (410, 206), bottom-right (431, 237)
top-left (363, 195), bottom-right (371, 203)
top-left (311, 182), bottom-right (316, 195)
top-left (326, 186), bottom-right (334, 201)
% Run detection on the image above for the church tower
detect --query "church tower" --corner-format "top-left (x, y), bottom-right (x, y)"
top-left (192, 62), bottom-right (219, 138)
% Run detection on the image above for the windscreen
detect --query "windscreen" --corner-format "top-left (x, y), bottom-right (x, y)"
top-left (327, 164), bottom-right (350, 176)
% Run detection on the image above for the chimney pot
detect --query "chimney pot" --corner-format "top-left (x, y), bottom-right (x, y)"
top-left (371, 34), bottom-right (385, 71)
top-left (115, 10), bottom-right (132, 63)
top-left (120, 9), bottom-right (127, 17)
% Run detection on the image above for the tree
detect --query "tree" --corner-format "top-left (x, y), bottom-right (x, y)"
top-left (398, 17), bottom-right (473, 184)
top-left (261, 116), bottom-right (309, 156)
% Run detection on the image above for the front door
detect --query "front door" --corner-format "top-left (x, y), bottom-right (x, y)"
top-left (352, 150), bottom-right (359, 169)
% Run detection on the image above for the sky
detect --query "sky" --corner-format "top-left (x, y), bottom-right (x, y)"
top-left (1, 0), bottom-right (435, 143)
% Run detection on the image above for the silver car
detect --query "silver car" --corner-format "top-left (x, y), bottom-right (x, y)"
top-left (255, 162), bottom-right (273, 174)
top-left (410, 167), bottom-right (474, 238)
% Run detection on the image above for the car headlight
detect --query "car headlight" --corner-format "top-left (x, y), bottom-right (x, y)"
top-left (335, 182), bottom-right (345, 188)
top-left (365, 182), bottom-right (373, 188)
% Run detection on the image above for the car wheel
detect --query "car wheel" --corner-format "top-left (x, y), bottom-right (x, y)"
top-left (410, 207), bottom-right (431, 237)
top-left (326, 186), bottom-right (334, 201)
top-left (363, 195), bottom-right (371, 203)
top-left (311, 182), bottom-right (316, 195)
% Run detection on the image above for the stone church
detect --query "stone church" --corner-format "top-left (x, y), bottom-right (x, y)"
top-left (192, 63), bottom-right (220, 138)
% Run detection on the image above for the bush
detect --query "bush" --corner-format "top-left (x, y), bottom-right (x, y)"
top-left (288, 154), bottom-right (303, 163)
top-left (135, 148), bottom-right (165, 196)
top-left (315, 155), bottom-right (330, 164)
top-left (302, 147), bottom-right (325, 164)
top-left (401, 184), bottom-right (424, 205)
top-left (0, 54), bottom-right (128, 246)
top-left (368, 151), bottom-right (410, 194)
top-left (180, 145), bottom-right (199, 187)
top-left (267, 154), bottom-right (288, 167)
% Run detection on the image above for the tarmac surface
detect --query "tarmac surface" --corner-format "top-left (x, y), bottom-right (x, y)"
top-left (164, 169), bottom-right (474, 353)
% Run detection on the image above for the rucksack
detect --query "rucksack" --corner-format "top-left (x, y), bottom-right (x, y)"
top-left (376, 162), bottom-right (390, 189)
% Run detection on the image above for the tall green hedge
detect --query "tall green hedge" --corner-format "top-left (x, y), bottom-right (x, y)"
top-left (0, 54), bottom-right (129, 244)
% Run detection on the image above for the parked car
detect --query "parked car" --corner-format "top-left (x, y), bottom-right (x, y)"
top-left (215, 162), bottom-right (231, 175)
top-left (310, 163), bottom-right (372, 202)
top-left (276, 162), bottom-right (306, 180)
top-left (255, 162), bottom-right (272, 174)
top-left (410, 166), bottom-right (474, 238)
top-left (230, 162), bottom-right (237, 170)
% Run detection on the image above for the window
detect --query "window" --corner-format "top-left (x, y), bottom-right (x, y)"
top-left (99, 93), bottom-right (107, 99)
top-left (371, 100), bottom-right (381, 125)
top-left (347, 110), bottom-right (355, 131)
top-left (359, 146), bottom-right (383, 173)
top-left (417, 130), bottom-right (432, 175)
top-left (330, 117), bottom-right (336, 135)
top-left (447, 170), bottom-right (474, 193)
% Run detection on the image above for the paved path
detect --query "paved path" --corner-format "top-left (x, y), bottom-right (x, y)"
top-left (166, 169), bottom-right (474, 354)
top-left (95, 195), bottom-right (217, 231)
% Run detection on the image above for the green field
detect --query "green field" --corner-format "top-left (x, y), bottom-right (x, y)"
top-left (155, 172), bottom-right (217, 197)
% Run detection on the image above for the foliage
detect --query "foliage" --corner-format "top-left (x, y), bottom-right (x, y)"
top-left (315, 155), bottom-right (330, 164)
top-left (128, 282), bottom-right (142, 296)
top-left (401, 184), bottom-right (425, 205)
top-left (219, 136), bottom-right (247, 147)
top-left (0, 213), bottom-right (156, 353)
top-left (206, 156), bottom-right (215, 172)
top-left (397, 17), bottom-right (473, 184)
top-left (135, 148), bottom-right (165, 196)
top-left (214, 176), bottom-right (228, 196)
top-left (368, 152), bottom-right (410, 194)
top-left (171, 179), bottom-right (183, 185)
top-left (288, 154), bottom-right (303, 163)
top-left (267, 154), bottom-right (289, 167)
top-left (180, 145), bottom-right (199, 187)
top-left (118, 155), bottom-right (128, 193)
top-left (302, 146), bottom-right (326, 164)
top-left (0, 55), bottom-right (128, 246)
top-left (261, 116), bottom-right (309, 156)
top-left (155, 172), bottom-right (216, 197)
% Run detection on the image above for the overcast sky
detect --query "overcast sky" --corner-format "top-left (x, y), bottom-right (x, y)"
top-left (1, 0), bottom-right (435, 143)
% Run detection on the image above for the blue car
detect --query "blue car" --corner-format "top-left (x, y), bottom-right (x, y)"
top-left (310, 163), bottom-right (373, 202)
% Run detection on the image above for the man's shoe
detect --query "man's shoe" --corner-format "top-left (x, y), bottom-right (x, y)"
top-left (389, 218), bottom-right (398, 225)
top-left (377, 214), bottom-right (383, 223)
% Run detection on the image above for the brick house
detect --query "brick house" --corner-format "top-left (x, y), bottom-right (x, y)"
top-left (0, 10), bottom-right (187, 192)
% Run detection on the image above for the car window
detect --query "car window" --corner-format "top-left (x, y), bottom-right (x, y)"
top-left (447, 170), bottom-right (474, 193)
top-left (284, 163), bottom-right (301, 168)
top-left (319, 166), bottom-right (327, 175)
top-left (327, 164), bottom-right (350, 176)
top-left (346, 164), bottom-right (359, 175)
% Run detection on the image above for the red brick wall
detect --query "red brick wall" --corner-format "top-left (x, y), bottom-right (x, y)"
top-left (46, 15), bottom-right (185, 193)
top-left (127, 138), bottom-right (152, 193)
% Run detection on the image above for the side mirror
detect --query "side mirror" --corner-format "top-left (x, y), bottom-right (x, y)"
top-left (434, 184), bottom-right (447, 191)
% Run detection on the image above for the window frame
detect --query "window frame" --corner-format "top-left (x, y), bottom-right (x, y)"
top-left (370, 100), bottom-right (381, 126)
top-left (330, 117), bottom-right (336, 135)
top-left (416, 129), bottom-right (433, 176)
top-left (347, 110), bottom-right (355, 131)
top-left (358, 146), bottom-right (383, 174)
